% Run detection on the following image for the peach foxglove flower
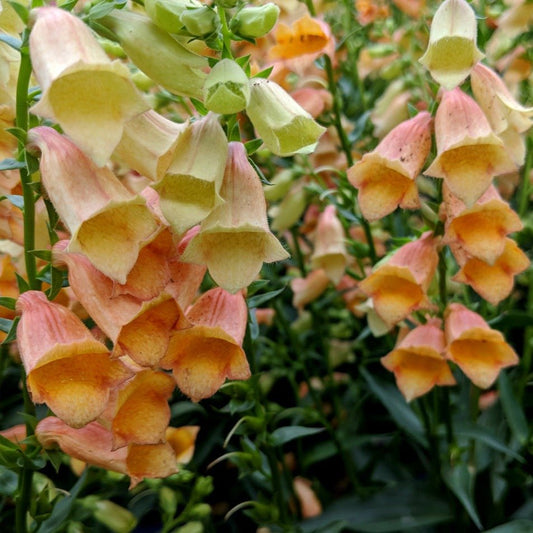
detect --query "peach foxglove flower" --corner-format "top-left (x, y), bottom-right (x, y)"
top-left (100, 10), bottom-right (208, 100)
top-left (160, 288), bottom-right (250, 402)
top-left (16, 291), bottom-right (133, 428)
top-left (443, 185), bottom-right (523, 265)
top-left (291, 269), bottom-right (330, 310)
top-left (359, 232), bottom-right (439, 327)
top-left (181, 142), bottom-right (289, 292)
top-left (294, 477), bottom-right (322, 519)
top-left (113, 110), bottom-right (187, 181)
top-left (418, 0), bottom-right (484, 89)
top-left (452, 238), bottom-right (530, 305)
top-left (152, 113), bottom-right (228, 235)
top-left (381, 320), bottom-right (456, 402)
top-left (370, 80), bottom-right (411, 139)
top-left (424, 88), bottom-right (516, 207)
top-left (28, 127), bottom-right (160, 284)
top-left (348, 112), bottom-right (432, 221)
top-left (166, 426), bottom-right (199, 464)
top-left (445, 303), bottom-right (519, 388)
top-left (29, 7), bottom-right (149, 166)
top-left (246, 79), bottom-right (326, 157)
top-left (311, 206), bottom-right (348, 284)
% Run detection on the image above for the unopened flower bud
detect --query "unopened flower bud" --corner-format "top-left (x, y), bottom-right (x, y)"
top-left (230, 4), bottom-right (280, 39)
top-left (180, 6), bottom-right (217, 37)
top-left (144, 0), bottom-right (202, 34)
top-left (92, 500), bottom-right (138, 533)
top-left (203, 59), bottom-right (250, 114)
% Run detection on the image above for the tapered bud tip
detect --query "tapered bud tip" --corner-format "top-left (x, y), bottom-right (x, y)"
top-left (180, 6), bottom-right (217, 37)
top-left (230, 4), bottom-right (280, 39)
top-left (203, 59), bottom-right (250, 115)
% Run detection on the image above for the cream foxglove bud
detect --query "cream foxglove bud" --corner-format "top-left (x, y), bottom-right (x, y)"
top-left (230, 4), bottom-right (280, 39)
top-left (144, 0), bottom-right (203, 34)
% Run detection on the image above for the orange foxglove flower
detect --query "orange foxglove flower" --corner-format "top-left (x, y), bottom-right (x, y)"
top-left (359, 232), bottom-right (439, 327)
top-left (348, 112), bottom-right (432, 221)
top-left (424, 88), bottom-right (516, 207)
top-left (28, 127), bottom-right (161, 284)
top-left (419, 0), bottom-right (484, 89)
top-left (29, 7), bottom-right (149, 166)
top-left (391, 0), bottom-right (426, 18)
top-left (310, 206), bottom-right (348, 284)
top-left (166, 426), bottom-right (200, 464)
top-left (160, 288), bottom-right (250, 402)
top-left (16, 291), bottom-right (133, 428)
top-left (445, 303), bottom-right (519, 388)
top-left (381, 320), bottom-right (456, 402)
top-left (152, 113), bottom-right (228, 235)
top-left (111, 369), bottom-right (176, 450)
top-left (452, 238), bottom-right (529, 306)
top-left (181, 142), bottom-right (289, 293)
top-left (291, 268), bottom-right (330, 310)
top-left (443, 185), bottom-right (523, 265)
top-left (294, 477), bottom-right (322, 519)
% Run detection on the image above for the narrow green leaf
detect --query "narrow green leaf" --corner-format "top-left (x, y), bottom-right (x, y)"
top-left (247, 287), bottom-right (286, 309)
top-left (5, 127), bottom-right (26, 143)
top-left (270, 426), bottom-right (324, 447)
top-left (46, 267), bottom-right (65, 301)
top-left (253, 66), bottom-right (273, 79)
top-left (0, 318), bottom-right (13, 334)
top-left (498, 372), bottom-right (529, 446)
top-left (5, 194), bottom-right (24, 210)
top-left (244, 138), bottom-right (264, 155)
top-left (189, 98), bottom-right (208, 115)
top-left (8, 1), bottom-right (29, 23)
top-left (484, 520), bottom-right (533, 533)
top-left (0, 297), bottom-right (16, 310)
top-left (15, 273), bottom-right (30, 293)
top-left (0, 158), bottom-right (26, 171)
top-left (0, 34), bottom-right (21, 50)
top-left (2, 316), bottom-right (19, 344)
top-left (30, 249), bottom-right (52, 261)
top-left (361, 368), bottom-right (427, 447)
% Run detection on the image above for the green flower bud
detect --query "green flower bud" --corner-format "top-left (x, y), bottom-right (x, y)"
top-left (88, 499), bottom-right (138, 533)
top-left (180, 6), bottom-right (218, 38)
top-left (144, 0), bottom-right (202, 34)
top-left (203, 59), bottom-right (250, 114)
top-left (246, 78), bottom-right (326, 157)
top-left (175, 522), bottom-right (204, 533)
top-left (230, 3), bottom-right (280, 39)
top-left (159, 486), bottom-right (179, 517)
top-left (189, 503), bottom-right (212, 520)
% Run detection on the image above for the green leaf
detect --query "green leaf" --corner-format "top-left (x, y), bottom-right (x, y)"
top-left (0, 297), bottom-right (16, 310)
top-left (2, 316), bottom-right (19, 343)
top-left (484, 520), bottom-right (533, 533)
top-left (37, 468), bottom-right (88, 533)
top-left (0, 317), bottom-right (13, 334)
top-left (15, 273), bottom-right (30, 293)
top-left (4, 194), bottom-right (24, 210)
top-left (0, 158), bottom-right (26, 171)
top-left (0, 465), bottom-right (18, 496)
top-left (189, 98), bottom-right (208, 115)
top-left (87, 0), bottom-right (119, 20)
top-left (489, 311), bottom-right (533, 330)
top-left (244, 138), bottom-right (264, 155)
top-left (46, 267), bottom-right (66, 302)
top-left (498, 372), bottom-right (529, 446)
top-left (5, 127), bottom-right (26, 143)
top-left (270, 426), bottom-right (324, 447)
top-left (247, 287), bottom-right (286, 309)
top-left (8, 1), bottom-right (29, 23)
top-left (252, 66), bottom-right (273, 79)
top-left (442, 463), bottom-right (482, 530)
top-left (0, 34), bottom-right (21, 50)
top-left (361, 368), bottom-right (427, 448)
top-left (30, 249), bottom-right (52, 261)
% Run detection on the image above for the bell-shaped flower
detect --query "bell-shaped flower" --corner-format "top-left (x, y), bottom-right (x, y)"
top-left (381, 320), bottom-right (456, 402)
top-left (100, 10), bottom-right (208, 100)
top-left (181, 142), bottom-right (289, 292)
top-left (16, 291), bottom-right (133, 428)
top-left (452, 237), bottom-right (530, 305)
top-left (424, 88), bottom-right (516, 207)
top-left (359, 232), bottom-right (439, 327)
top-left (445, 303), bottom-right (519, 388)
top-left (418, 0), bottom-right (484, 89)
top-left (29, 6), bottom-right (149, 166)
top-left (53, 241), bottom-right (188, 369)
top-left (291, 268), bottom-right (330, 310)
top-left (166, 426), bottom-right (200, 464)
top-left (152, 113), bottom-right (228, 235)
top-left (160, 288), bottom-right (250, 402)
top-left (113, 110), bottom-right (188, 181)
top-left (110, 369), bottom-right (176, 450)
top-left (246, 78), bottom-right (326, 157)
top-left (348, 112), bottom-right (432, 221)
top-left (310, 206), bottom-right (348, 284)
top-left (28, 127), bottom-right (161, 284)
top-left (270, 181), bottom-right (307, 232)
top-left (443, 185), bottom-right (523, 265)
top-left (35, 417), bottom-right (179, 488)
top-left (370, 80), bottom-right (411, 139)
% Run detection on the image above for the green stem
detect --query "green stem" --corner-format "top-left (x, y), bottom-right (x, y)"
top-left (215, 3), bottom-right (233, 59)
top-left (15, 467), bottom-right (33, 533)
top-left (518, 134), bottom-right (532, 219)
top-left (518, 267), bottom-right (533, 399)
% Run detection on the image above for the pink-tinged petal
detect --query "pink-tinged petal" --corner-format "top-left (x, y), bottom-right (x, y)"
top-left (291, 269), bottom-right (330, 310)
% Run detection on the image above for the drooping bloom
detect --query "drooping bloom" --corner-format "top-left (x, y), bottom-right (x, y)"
top-left (418, 0), bottom-right (484, 89)
top-left (28, 127), bottom-right (161, 284)
top-left (181, 141), bottom-right (289, 292)
top-left (359, 232), bottom-right (439, 327)
top-left (246, 79), bottom-right (326, 157)
top-left (160, 288), bottom-right (250, 402)
top-left (291, 268), bottom-right (331, 310)
top-left (348, 112), bottom-right (432, 221)
top-left (16, 291), bottom-right (133, 428)
top-left (310, 206), bottom-right (348, 284)
top-left (452, 238), bottom-right (529, 305)
top-left (424, 88), bottom-right (516, 207)
top-left (29, 6), bottom-right (149, 166)
top-left (445, 303), bottom-right (519, 388)
top-left (381, 320), bottom-right (456, 402)
top-left (152, 113), bottom-right (228, 235)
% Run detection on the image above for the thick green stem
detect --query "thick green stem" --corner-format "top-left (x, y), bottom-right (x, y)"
top-left (518, 135), bottom-right (532, 219)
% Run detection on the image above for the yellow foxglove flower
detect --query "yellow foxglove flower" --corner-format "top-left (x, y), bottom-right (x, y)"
top-left (381, 320), bottom-right (455, 402)
top-left (419, 0), bottom-right (484, 89)
top-left (153, 113), bottom-right (228, 235)
top-left (445, 303), bottom-right (519, 388)
top-left (424, 88), bottom-right (516, 207)
top-left (114, 111), bottom-right (187, 181)
top-left (359, 232), bottom-right (439, 327)
top-left (16, 291), bottom-right (133, 428)
top-left (100, 9), bottom-right (208, 100)
top-left (29, 6), bottom-right (149, 166)
top-left (311, 206), bottom-right (348, 284)
top-left (28, 127), bottom-right (161, 284)
top-left (160, 288), bottom-right (251, 402)
top-left (348, 112), bottom-right (432, 221)
top-left (181, 142), bottom-right (289, 292)
top-left (246, 78), bottom-right (326, 157)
